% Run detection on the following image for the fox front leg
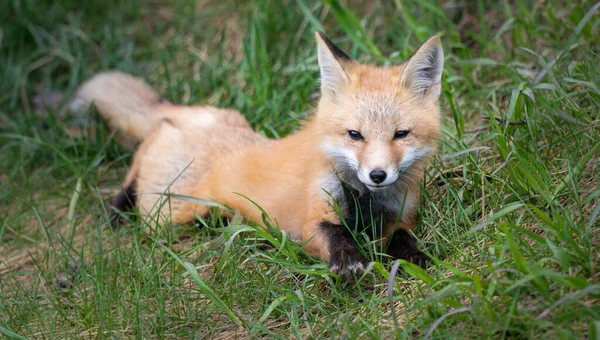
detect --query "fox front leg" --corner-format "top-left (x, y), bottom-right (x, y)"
top-left (301, 218), bottom-right (368, 281)
top-left (320, 221), bottom-right (369, 281)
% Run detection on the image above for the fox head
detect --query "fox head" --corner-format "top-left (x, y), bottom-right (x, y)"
top-left (313, 32), bottom-right (444, 193)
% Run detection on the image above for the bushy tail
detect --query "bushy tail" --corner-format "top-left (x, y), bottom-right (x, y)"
top-left (71, 71), bottom-right (167, 142)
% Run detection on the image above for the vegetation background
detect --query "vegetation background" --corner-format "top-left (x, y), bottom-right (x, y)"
top-left (1, 0), bottom-right (599, 338)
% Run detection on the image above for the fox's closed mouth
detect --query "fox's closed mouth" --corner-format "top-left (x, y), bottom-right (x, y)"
top-left (365, 184), bottom-right (391, 188)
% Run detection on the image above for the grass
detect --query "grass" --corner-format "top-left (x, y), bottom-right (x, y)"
top-left (1, 0), bottom-right (599, 338)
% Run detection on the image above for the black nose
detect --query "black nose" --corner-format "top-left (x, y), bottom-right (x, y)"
top-left (369, 170), bottom-right (387, 184)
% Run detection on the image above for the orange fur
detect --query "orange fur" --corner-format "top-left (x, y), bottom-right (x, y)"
top-left (73, 33), bottom-right (444, 276)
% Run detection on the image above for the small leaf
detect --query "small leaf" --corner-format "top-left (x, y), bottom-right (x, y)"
top-left (258, 295), bottom-right (290, 324)
top-left (400, 260), bottom-right (434, 285)
top-left (0, 326), bottom-right (27, 340)
top-left (166, 193), bottom-right (234, 213)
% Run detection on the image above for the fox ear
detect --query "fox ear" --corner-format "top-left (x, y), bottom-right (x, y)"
top-left (400, 36), bottom-right (444, 97)
top-left (315, 32), bottom-right (352, 95)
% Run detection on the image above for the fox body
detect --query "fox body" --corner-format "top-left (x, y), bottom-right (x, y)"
top-left (74, 33), bottom-right (444, 280)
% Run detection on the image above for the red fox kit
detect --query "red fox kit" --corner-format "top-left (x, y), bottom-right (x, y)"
top-left (74, 32), bottom-right (444, 280)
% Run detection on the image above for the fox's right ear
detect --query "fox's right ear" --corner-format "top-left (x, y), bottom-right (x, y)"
top-left (315, 32), bottom-right (352, 96)
top-left (400, 36), bottom-right (444, 98)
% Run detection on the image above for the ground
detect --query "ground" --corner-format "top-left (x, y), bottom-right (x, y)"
top-left (1, 0), bottom-right (599, 338)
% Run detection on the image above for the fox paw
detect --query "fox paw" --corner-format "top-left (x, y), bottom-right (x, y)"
top-left (387, 230), bottom-right (432, 269)
top-left (408, 251), bottom-right (431, 269)
top-left (329, 249), bottom-right (368, 281)
top-left (319, 220), bottom-right (369, 281)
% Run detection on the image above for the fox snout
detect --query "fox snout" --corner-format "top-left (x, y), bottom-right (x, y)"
top-left (359, 165), bottom-right (398, 190)
top-left (359, 147), bottom-right (434, 191)
top-left (355, 141), bottom-right (401, 189)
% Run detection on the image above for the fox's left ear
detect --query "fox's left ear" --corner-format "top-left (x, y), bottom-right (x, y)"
top-left (400, 36), bottom-right (444, 98)
top-left (315, 32), bottom-right (353, 96)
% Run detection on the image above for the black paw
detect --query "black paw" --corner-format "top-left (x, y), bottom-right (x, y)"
top-left (320, 220), bottom-right (369, 281)
top-left (387, 229), bottom-right (432, 269)
top-left (329, 249), bottom-right (368, 281)
top-left (399, 249), bottom-right (431, 269)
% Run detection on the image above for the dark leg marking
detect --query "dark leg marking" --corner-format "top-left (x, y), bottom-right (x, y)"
top-left (110, 178), bottom-right (137, 228)
top-left (386, 229), bottom-right (430, 269)
top-left (320, 221), bottom-right (368, 281)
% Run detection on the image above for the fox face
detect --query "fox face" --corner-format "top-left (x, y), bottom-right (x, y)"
top-left (314, 33), bottom-right (443, 194)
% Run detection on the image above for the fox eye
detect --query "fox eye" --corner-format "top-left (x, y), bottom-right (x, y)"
top-left (348, 130), bottom-right (364, 141)
top-left (394, 130), bottom-right (410, 139)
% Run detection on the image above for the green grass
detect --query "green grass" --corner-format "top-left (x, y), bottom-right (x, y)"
top-left (1, 0), bottom-right (599, 338)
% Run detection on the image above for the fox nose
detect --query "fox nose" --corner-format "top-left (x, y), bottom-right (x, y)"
top-left (369, 170), bottom-right (387, 184)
